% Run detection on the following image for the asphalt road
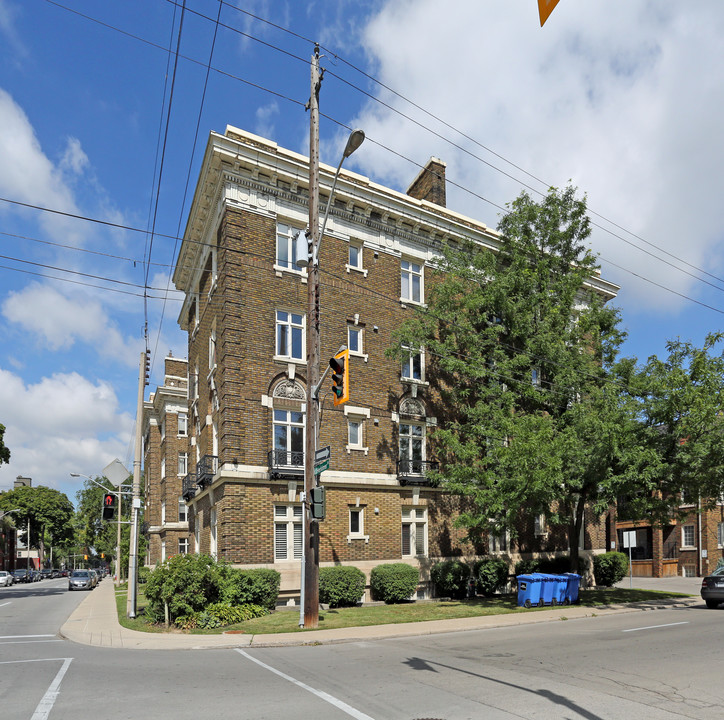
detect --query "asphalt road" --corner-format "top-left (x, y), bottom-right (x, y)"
top-left (2, 577), bottom-right (723, 719)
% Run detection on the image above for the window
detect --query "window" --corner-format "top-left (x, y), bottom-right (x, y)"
top-left (348, 507), bottom-right (369, 543)
top-left (348, 418), bottom-right (363, 448)
top-left (178, 497), bottom-right (187, 523)
top-left (401, 346), bottom-right (423, 381)
top-left (534, 514), bottom-right (547, 536)
top-left (178, 452), bottom-right (188, 476)
top-left (161, 457), bottom-right (166, 480)
top-left (399, 423), bottom-right (424, 474)
top-left (178, 538), bottom-right (189, 555)
top-left (346, 243), bottom-right (367, 276)
top-left (718, 522), bottom-right (724, 549)
top-left (161, 540), bottom-right (166, 562)
top-left (274, 505), bottom-right (303, 560)
top-left (682, 525), bottom-right (695, 548)
top-left (401, 258), bottom-right (423, 303)
top-left (276, 223), bottom-right (304, 272)
top-left (194, 516), bottom-right (200, 553)
top-left (160, 418), bottom-right (166, 441)
top-left (161, 500), bottom-right (166, 525)
top-left (276, 311), bottom-right (305, 361)
top-left (402, 507), bottom-right (427, 557)
top-left (178, 413), bottom-right (188, 437)
top-left (209, 328), bottom-right (217, 371)
top-left (489, 529), bottom-right (508, 553)
top-left (348, 325), bottom-right (363, 355)
top-left (273, 409), bottom-right (304, 466)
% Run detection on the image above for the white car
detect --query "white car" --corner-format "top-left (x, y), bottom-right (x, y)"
top-left (0, 570), bottom-right (13, 587)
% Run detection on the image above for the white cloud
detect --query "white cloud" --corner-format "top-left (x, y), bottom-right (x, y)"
top-left (60, 136), bottom-right (90, 176)
top-left (1, 282), bottom-right (138, 366)
top-left (0, 368), bottom-right (134, 499)
top-left (0, 87), bottom-right (88, 245)
top-left (348, 1), bottom-right (724, 311)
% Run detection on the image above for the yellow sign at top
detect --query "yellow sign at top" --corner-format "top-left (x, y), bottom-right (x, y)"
top-left (538, 0), bottom-right (561, 26)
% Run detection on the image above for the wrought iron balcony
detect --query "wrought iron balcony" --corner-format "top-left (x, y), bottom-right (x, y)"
top-left (196, 455), bottom-right (218, 489)
top-left (268, 449), bottom-right (304, 479)
top-left (397, 459), bottom-right (439, 486)
top-left (182, 473), bottom-right (197, 501)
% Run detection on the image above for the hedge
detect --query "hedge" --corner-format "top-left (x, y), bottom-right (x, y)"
top-left (593, 551), bottom-right (629, 587)
top-left (370, 563), bottom-right (419, 603)
top-left (473, 557), bottom-right (509, 596)
top-left (431, 560), bottom-right (470, 599)
top-left (220, 568), bottom-right (280, 611)
top-left (319, 566), bottom-right (366, 608)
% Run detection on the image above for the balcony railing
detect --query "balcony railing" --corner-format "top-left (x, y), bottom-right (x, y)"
top-left (397, 459), bottom-right (439, 486)
top-left (268, 449), bottom-right (304, 479)
top-left (182, 473), bottom-right (197, 501)
top-left (196, 455), bottom-right (218, 489)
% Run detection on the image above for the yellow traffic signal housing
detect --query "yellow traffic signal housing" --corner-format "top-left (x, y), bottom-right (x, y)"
top-left (329, 348), bottom-right (349, 406)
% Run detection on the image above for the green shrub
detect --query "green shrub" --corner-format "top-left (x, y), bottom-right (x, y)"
top-left (515, 556), bottom-right (587, 577)
top-left (430, 560), bottom-right (470, 599)
top-left (473, 557), bottom-right (510, 596)
top-left (137, 566), bottom-right (151, 585)
top-left (370, 563), bottom-right (419, 603)
top-left (319, 566), bottom-right (366, 608)
top-left (593, 551), bottom-right (629, 586)
top-left (174, 602), bottom-right (269, 630)
top-left (514, 559), bottom-right (541, 576)
top-left (716, 557), bottom-right (724, 572)
top-left (219, 568), bottom-right (280, 611)
top-left (144, 553), bottom-right (222, 623)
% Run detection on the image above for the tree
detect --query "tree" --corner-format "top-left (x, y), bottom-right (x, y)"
top-left (0, 423), bottom-right (10, 466)
top-left (389, 186), bottom-right (633, 569)
top-left (619, 333), bottom-right (724, 523)
top-left (0, 485), bottom-right (75, 565)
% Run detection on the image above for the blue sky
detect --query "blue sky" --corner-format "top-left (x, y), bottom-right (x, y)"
top-left (1, 0), bottom-right (723, 502)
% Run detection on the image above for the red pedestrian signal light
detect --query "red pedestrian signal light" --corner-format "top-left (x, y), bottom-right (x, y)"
top-left (102, 493), bottom-right (116, 521)
top-left (329, 349), bottom-right (349, 406)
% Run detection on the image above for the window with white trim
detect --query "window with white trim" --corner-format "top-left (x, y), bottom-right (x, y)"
top-left (161, 500), bottom-right (166, 525)
top-left (194, 515), bottom-right (200, 553)
top-left (348, 325), bottom-right (363, 355)
top-left (178, 413), bottom-right (188, 437)
top-left (399, 422), bottom-right (424, 473)
top-left (401, 345), bottom-right (424, 382)
top-left (276, 223), bottom-right (304, 273)
top-left (178, 496), bottom-right (187, 523)
top-left (276, 311), bottom-right (305, 361)
top-left (160, 418), bottom-right (166, 441)
top-left (209, 326), bottom-right (217, 371)
top-left (682, 524), bottom-right (695, 548)
top-left (161, 457), bottom-right (166, 480)
top-left (274, 505), bottom-right (303, 561)
top-left (489, 528), bottom-right (509, 553)
top-left (402, 507), bottom-right (427, 557)
top-left (210, 508), bottom-right (218, 560)
top-left (534, 514), bottom-right (547, 536)
top-left (348, 507), bottom-right (369, 543)
top-left (273, 409), bottom-right (304, 466)
top-left (348, 418), bottom-right (363, 449)
top-left (178, 451), bottom-right (188, 476)
top-left (401, 258), bottom-right (423, 303)
top-left (161, 540), bottom-right (166, 562)
top-left (718, 522), bottom-right (724, 549)
top-left (178, 538), bottom-right (189, 555)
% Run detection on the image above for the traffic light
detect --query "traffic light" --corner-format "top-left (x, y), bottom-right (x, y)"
top-left (329, 348), bottom-right (349, 406)
top-left (310, 486), bottom-right (326, 520)
top-left (102, 492), bottom-right (116, 521)
top-left (144, 351), bottom-right (151, 386)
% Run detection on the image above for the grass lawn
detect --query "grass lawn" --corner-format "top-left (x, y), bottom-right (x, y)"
top-left (115, 585), bottom-right (692, 635)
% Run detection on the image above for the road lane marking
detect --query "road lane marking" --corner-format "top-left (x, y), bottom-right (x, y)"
top-left (31, 657), bottom-right (73, 720)
top-left (236, 649), bottom-right (375, 720)
top-left (0, 639), bottom-right (62, 645)
top-left (0, 601), bottom-right (10, 607)
top-left (622, 621), bottom-right (689, 633)
top-left (0, 634), bottom-right (56, 639)
top-left (0, 657), bottom-right (70, 665)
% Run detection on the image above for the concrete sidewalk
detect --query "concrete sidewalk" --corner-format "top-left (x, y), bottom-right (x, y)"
top-left (58, 576), bottom-right (702, 651)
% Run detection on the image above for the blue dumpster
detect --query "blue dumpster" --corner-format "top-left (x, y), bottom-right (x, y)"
top-left (516, 574), bottom-right (542, 608)
top-left (552, 574), bottom-right (568, 605)
top-left (564, 573), bottom-right (581, 604)
top-left (540, 574), bottom-right (556, 605)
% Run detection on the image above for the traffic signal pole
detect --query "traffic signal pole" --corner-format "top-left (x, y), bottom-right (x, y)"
top-left (303, 44), bottom-right (322, 629)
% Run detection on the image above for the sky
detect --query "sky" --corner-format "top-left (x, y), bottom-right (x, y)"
top-left (1, 0), bottom-right (723, 503)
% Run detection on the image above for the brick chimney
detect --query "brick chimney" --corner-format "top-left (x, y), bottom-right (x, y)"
top-left (406, 157), bottom-right (446, 208)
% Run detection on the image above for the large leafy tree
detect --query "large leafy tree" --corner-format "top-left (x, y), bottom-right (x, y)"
top-left (0, 423), bottom-right (10, 466)
top-left (390, 186), bottom-right (633, 568)
top-left (0, 485), bottom-right (75, 564)
top-left (618, 333), bottom-right (724, 523)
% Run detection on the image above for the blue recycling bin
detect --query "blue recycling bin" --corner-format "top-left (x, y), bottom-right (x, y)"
top-left (540, 574), bottom-right (557, 605)
top-left (552, 574), bottom-right (568, 605)
top-left (564, 573), bottom-right (581, 604)
top-left (516, 574), bottom-right (542, 608)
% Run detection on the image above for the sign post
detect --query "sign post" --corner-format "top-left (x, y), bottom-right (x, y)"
top-left (622, 530), bottom-right (636, 589)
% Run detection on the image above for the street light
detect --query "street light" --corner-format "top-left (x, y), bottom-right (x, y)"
top-left (0, 508), bottom-right (20, 521)
top-left (70, 472), bottom-right (124, 586)
top-left (302, 56), bottom-right (367, 629)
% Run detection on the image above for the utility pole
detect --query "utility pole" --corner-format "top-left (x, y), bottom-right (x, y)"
top-left (303, 44), bottom-right (322, 629)
top-left (127, 350), bottom-right (146, 618)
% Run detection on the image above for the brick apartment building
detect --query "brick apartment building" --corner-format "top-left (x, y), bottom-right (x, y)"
top-left (143, 125), bottom-right (622, 600)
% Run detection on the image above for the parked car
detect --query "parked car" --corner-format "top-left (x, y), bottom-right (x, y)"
top-left (701, 566), bottom-right (724, 608)
top-left (40, 568), bottom-right (53, 580)
top-left (68, 569), bottom-right (93, 591)
top-left (0, 570), bottom-right (12, 587)
top-left (11, 569), bottom-right (28, 583)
